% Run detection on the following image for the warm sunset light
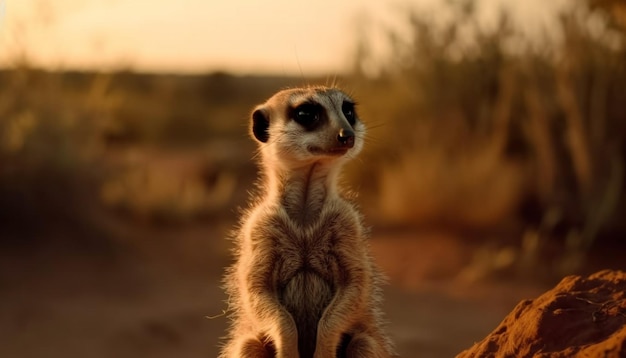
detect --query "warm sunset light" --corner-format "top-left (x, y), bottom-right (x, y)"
top-left (1, 0), bottom-right (567, 74)
top-left (2, 0), bottom-right (624, 357)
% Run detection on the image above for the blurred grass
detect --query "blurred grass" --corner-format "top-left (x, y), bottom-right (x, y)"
top-left (0, 67), bottom-right (107, 243)
top-left (346, 1), bottom-right (625, 279)
top-left (0, 0), bottom-right (624, 279)
top-left (0, 66), bottom-right (310, 243)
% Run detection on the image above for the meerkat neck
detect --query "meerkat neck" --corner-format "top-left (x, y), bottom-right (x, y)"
top-left (265, 161), bottom-right (341, 224)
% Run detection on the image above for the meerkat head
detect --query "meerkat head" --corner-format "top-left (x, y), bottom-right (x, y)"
top-left (250, 87), bottom-right (365, 170)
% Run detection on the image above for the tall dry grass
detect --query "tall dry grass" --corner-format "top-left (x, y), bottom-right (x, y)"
top-left (0, 66), bottom-right (112, 243)
top-left (0, 62), bottom-right (314, 244)
top-left (347, 1), bottom-right (626, 277)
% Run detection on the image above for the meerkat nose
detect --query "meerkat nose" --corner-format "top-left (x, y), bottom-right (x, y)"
top-left (337, 128), bottom-right (355, 148)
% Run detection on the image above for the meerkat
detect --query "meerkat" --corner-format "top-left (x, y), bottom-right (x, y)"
top-left (220, 86), bottom-right (395, 358)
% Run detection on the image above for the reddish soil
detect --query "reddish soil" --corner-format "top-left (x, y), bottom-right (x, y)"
top-left (457, 270), bottom-right (626, 358)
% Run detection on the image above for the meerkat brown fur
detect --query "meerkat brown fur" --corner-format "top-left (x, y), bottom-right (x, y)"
top-left (220, 87), bottom-right (395, 358)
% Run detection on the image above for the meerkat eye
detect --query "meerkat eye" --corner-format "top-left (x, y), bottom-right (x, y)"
top-left (342, 101), bottom-right (356, 126)
top-left (292, 103), bottom-right (321, 129)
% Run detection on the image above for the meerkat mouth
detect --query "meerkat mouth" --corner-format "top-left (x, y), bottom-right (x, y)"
top-left (308, 146), bottom-right (349, 156)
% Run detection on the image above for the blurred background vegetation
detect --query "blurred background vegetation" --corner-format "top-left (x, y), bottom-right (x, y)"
top-left (0, 0), bottom-right (624, 280)
top-left (348, 0), bottom-right (626, 280)
top-left (1, 1), bottom-right (625, 357)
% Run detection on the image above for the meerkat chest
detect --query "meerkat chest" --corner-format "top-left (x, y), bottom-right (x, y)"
top-left (274, 225), bottom-right (337, 285)
top-left (270, 208), bottom-right (361, 286)
top-left (246, 201), bottom-right (363, 286)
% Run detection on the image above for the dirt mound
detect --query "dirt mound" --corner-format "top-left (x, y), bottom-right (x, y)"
top-left (457, 270), bottom-right (626, 358)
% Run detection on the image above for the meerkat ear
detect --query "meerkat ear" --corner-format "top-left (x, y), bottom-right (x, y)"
top-left (251, 107), bottom-right (270, 143)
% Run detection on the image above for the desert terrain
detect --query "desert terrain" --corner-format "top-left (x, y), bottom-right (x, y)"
top-left (1, 223), bottom-right (554, 358)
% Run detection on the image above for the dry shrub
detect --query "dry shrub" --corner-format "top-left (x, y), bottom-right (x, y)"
top-left (99, 150), bottom-right (237, 223)
top-left (378, 141), bottom-right (524, 228)
top-left (347, 0), bottom-right (626, 275)
top-left (0, 67), bottom-right (112, 243)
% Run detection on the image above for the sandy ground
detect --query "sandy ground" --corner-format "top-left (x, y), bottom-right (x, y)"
top-left (0, 227), bottom-right (546, 358)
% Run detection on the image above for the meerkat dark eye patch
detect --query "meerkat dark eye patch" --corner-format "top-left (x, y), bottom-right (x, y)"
top-left (342, 101), bottom-right (356, 126)
top-left (291, 102), bottom-right (323, 130)
top-left (252, 108), bottom-right (270, 143)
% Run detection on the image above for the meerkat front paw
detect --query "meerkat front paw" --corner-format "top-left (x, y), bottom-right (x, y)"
top-left (313, 335), bottom-right (341, 358)
top-left (342, 332), bottom-right (392, 358)
top-left (277, 343), bottom-right (299, 358)
top-left (234, 336), bottom-right (276, 358)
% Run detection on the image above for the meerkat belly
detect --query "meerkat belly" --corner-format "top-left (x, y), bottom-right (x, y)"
top-left (279, 269), bottom-right (334, 357)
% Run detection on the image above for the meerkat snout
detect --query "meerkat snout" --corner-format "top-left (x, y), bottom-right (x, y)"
top-left (337, 128), bottom-right (355, 148)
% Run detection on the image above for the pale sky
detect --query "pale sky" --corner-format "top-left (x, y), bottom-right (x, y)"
top-left (0, 0), bottom-right (568, 75)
